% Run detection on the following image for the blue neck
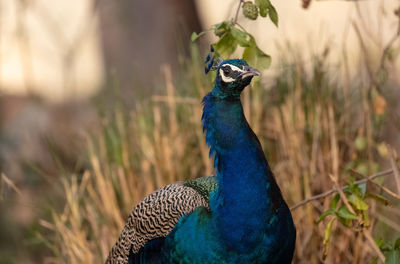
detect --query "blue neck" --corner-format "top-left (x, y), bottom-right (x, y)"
top-left (202, 87), bottom-right (282, 252)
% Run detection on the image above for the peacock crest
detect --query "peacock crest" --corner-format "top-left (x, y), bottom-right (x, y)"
top-left (204, 45), bottom-right (223, 74)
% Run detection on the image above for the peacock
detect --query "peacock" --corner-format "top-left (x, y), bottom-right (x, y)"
top-left (106, 54), bottom-right (296, 263)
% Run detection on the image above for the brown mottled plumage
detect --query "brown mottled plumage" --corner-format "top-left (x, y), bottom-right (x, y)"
top-left (106, 182), bottom-right (210, 263)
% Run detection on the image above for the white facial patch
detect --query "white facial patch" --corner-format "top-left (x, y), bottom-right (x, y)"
top-left (219, 64), bottom-right (245, 83)
top-left (224, 64), bottom-right (244, 73)
top-left (219, 69), bottom-right (235, 82)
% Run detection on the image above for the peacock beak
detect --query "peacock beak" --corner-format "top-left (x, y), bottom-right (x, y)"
top-left (240, 66), bottom-right (260, 79)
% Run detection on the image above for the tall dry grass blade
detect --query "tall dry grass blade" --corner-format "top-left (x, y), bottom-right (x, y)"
top-left (377, 214), bottom-right (400, 232)
top-left (328, 104), bottom-right (339, 182)
top-left (90, 156), bottom-right (124, 227)
top-left (1, 173), bottom-right (22, 196)
top-left (115, 108), bottom-right (131, 172)
top-left (388, 145), bottom-right (400, 194)
top-left (152, 105), bottom-right (165, 187)
top-left (162, 65), bottom-right (178, 136)
top-left (117, 168), bottom-right (133, 209)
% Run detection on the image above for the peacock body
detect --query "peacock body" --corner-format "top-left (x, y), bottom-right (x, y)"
top-left (107, 59), bottom-right (296, 264)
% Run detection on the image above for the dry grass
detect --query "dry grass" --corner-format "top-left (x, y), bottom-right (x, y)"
top-left (42, 49), bottom-right (400, 263)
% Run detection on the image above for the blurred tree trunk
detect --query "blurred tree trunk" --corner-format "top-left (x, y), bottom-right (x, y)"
top-left (97, 0), bottom-right (202, 98)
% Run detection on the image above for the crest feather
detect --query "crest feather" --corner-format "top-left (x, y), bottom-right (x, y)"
top-left (204, 45), bottom-right (224, 74)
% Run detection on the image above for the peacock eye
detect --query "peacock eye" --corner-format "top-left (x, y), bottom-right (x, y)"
top-left (223, 68), bottom-right (231, 76)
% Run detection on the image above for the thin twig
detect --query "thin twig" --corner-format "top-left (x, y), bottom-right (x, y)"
top-left (350, 168), bottom-right (400, 199)
top-left (233, 0), bottom-right (244, 24)
top-left (290, 169), bottom-right (393, 210)
top-left (368, 177), bottom-right (400, 200)
top-left (235, 22), bottom-right (249, 33)
top-left (349, 168), bottom-right (367, 179)
top-left (1, 173), bottom-right (22, 196)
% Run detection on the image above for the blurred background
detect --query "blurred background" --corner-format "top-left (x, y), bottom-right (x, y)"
top-left (0, 0), bottom-right (399, 263)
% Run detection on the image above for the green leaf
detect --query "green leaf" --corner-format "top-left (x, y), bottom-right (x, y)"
top-left (317, 209), bottom-right (336, 224)
top-left (362, 210), bottom-right (370, 227)
top-left (242, 36), bottom-right (271, 69)
top-left (366, 193), bottom-right (389, 206)
top-left (268, 4), bottom-right (278, 27)
top-left (346, 179), bottom-right (356, 194)
top-left (191, 32), bottom-right (199, 42)
top-left (348, 179), bottom-right (366, 197)
top-left (243, 45), bottom-right (271, 70)
top-left (191, 31), bottom-right (207, 42)
top-left (357, 183), bottom-right (367, 197)
top-left (323, 218), bottom-right (336, 245)
top-left (330, 194), bottom-right (340, 209)
top-left (394, 237), bottom-right (400, 250)
top-left (337, 206), bottom-right (358, 220)
top-left (255, 0), bottom-right (270, 17)
top-left (376, 237), bottom-right (384, 248)
top-left (231, 27), bottom-right (250, 47)
top-left (243, 45), bottom-right (256, 67)
top-left (214, 21), bottom-right (230, 37)
top-left (322, 217), bottom-right (336, 259)
top-left (214, 32), bottom-right (238, 58)
top-left (254, 47), bottom-right (271, 69)
top-left (348, 194), bottom-right (369, 211)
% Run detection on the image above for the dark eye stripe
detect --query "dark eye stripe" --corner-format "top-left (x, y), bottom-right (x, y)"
top-left (221, 65), bottom-right (241, 79)
top-left (230, 71), bottom-right (241, 79)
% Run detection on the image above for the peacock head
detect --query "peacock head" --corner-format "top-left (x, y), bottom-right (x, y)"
top-left (213, 59), bottom-right (260, 99)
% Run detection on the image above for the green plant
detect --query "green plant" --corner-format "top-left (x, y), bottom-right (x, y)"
top-left (377, 236), bottom-right (400, 264)
top-left (191, 0), bottom-right (278, 70)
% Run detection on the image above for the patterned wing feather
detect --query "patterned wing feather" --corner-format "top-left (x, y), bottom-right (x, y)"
top-left (106, 182), bottom-right (209, 264)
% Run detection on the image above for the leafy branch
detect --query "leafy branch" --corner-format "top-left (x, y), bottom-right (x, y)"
top-left (191, 0), bottom-right (279, 70)
top-left (291, 161), bottom-right (400, 262)
top-left (290, 169), bottom-right (395, 211)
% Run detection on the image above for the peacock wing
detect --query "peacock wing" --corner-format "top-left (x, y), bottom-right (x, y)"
top-left (106, 177), bottom-right (217, 264)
